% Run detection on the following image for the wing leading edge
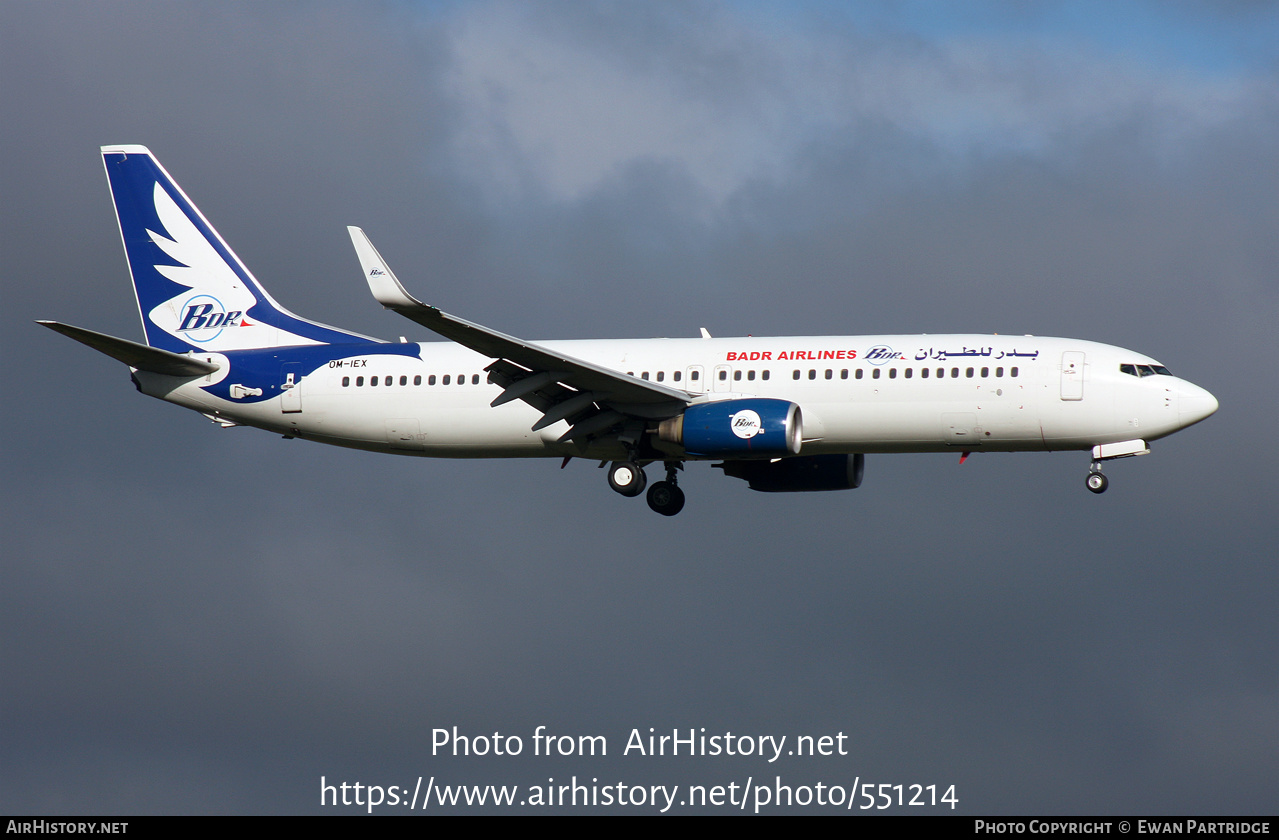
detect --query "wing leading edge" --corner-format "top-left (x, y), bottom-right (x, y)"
top-left (347, 227), bottom-right (692, 443)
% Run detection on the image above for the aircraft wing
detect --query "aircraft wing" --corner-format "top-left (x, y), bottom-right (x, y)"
top-left (348, 227), bottom-right (692, 441)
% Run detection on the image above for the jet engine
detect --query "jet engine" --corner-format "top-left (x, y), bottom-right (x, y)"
top-left (716, 453), bottom-right (865, 492)
top-left (658, 398), bottom-right (802, 458)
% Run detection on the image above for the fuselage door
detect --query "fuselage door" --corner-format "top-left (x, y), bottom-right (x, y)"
top-left (281, 363), bottom-right (303, 413)
top-left (1060, 351), bottom-right (1085, 401)
top-left (713, 364), bottom-right (732, 393)
top-left (685, 365), bottom-right (706, 394)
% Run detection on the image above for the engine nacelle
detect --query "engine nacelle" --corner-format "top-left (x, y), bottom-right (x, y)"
top-left (658, 398), bottom-right (802, 458)
top-left (716, 453), bottom-right (865, 492)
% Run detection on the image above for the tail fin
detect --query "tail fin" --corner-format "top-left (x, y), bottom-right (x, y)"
top-left (101, 145), bottom-right (377, 352)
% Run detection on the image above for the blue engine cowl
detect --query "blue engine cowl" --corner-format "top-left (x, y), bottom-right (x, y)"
top-left (658, 398), bottom-right (802, 458)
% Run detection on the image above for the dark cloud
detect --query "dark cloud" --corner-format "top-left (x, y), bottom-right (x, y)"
top-left (2, 0), bottom-right (1275, 814)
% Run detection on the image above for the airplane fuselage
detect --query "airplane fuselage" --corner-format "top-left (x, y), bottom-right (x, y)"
top-left (136, 333), bottom-right (1215, 463)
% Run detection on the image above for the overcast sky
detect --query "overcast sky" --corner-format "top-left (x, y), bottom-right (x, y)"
top-left (3, 1), bottom-right (1277, 814)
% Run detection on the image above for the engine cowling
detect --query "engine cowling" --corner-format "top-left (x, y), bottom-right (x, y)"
top-left (716, 453), bottom-right (865, 492)
top-left (658, 398), bottom-right (802, 458)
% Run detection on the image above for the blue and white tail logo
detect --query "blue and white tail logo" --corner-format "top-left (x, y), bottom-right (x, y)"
top-left (102, 145), bottom-right (375, 353)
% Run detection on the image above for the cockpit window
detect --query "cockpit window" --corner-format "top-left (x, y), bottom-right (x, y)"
top-left (1121, 363), bottom-right (1173, 377)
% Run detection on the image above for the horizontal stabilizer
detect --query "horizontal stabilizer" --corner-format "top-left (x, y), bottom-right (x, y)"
top-left (37, 320), bottom-right (220, 376)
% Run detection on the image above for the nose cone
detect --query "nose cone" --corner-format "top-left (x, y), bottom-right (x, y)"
top-left (1179, 381), bottom-right (1219, 428)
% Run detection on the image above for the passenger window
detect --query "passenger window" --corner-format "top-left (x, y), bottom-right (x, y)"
top-left (656, 371), bottom-right (664, 382)
top-left (1011, 367), bottom-right (1019, 377)
top-left (808, 369), bottom-right (816, 380)
top-left (674, 371), bottom-right (682, 382)
top-left (966, 368), bottom-right (974, 378)
top-left (642, 372), bottom-right (650, 380)
top-left (370, 376), bottom-right (378, 387)
top-left (747, 370), bottom-right (755, 381)
top-left (429, 375), bottom-right (436, 385)
top-left (872, 369), bottom-right (880, 379)
top-left (342, 376), bottom-right (350, 387)
top-left (356, 376), bottom-right (364, 386)
top-left (856, 369), bottom-right (863, 380)
top-left (792, 370), bottom-right (800, 380)
top-left (472, 374), bottom-right (480, 385)
top-left (443, 375), bottom-right (451, 385)
top-left (840, 369), bottom-right (848, 379)
top-left (980, 367), bottom-right (988, 378)
top-left (921, 368), bottom-right (929, 379)
top-left (691, 370), bottom-right (699, 381)
top-left (762, 370), bottom-right (770, 380)
top-left (400, 375), bottom-right (408, 386)
top-left (825, 369), bottom-right (833, 380)
top-left (457, 374), bottom-right (465, 385)
top-left (889, 368), bottom-right (897, 379)
top-left (951, 368), bottom-right (959, 378)
top-left (995, 367), bottom-right (1003, 378)
top-left (905, 368), bottom-right (913, 378)
top-left (414, 375), bottom-right (422, 385)
top-left (734, 370), bottom-right (742, 381)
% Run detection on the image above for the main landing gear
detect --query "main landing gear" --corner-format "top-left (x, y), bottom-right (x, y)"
top-left (646, 466), bottom-right (685, 516)
top-left (607, 460), bottom-right (685, 515)
top-left (607, 460), bottom-right (647, 497)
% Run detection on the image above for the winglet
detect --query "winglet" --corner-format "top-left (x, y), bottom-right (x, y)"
top-left (347, 226), bottom-right (423, 310)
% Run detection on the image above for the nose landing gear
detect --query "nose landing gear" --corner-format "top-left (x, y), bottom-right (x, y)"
top-left (1083, 440), bottom-right (1149, 494)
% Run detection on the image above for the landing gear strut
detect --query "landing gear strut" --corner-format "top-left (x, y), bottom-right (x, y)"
top-left (1086, 461), bottom-right (1109, 494)
top-left (646, 462), bottom-right (686, 516)
top-left (607, 461), bottom-right (647, 497)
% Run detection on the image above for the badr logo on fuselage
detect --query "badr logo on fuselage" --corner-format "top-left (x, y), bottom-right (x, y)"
top-left (864, 345), bottom-right (904, 365)
top-left (174, 294), bottom-right (249, 342)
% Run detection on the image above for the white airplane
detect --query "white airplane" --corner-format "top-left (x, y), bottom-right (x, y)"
top-left (41, 145), bottom-right (1218, 515)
